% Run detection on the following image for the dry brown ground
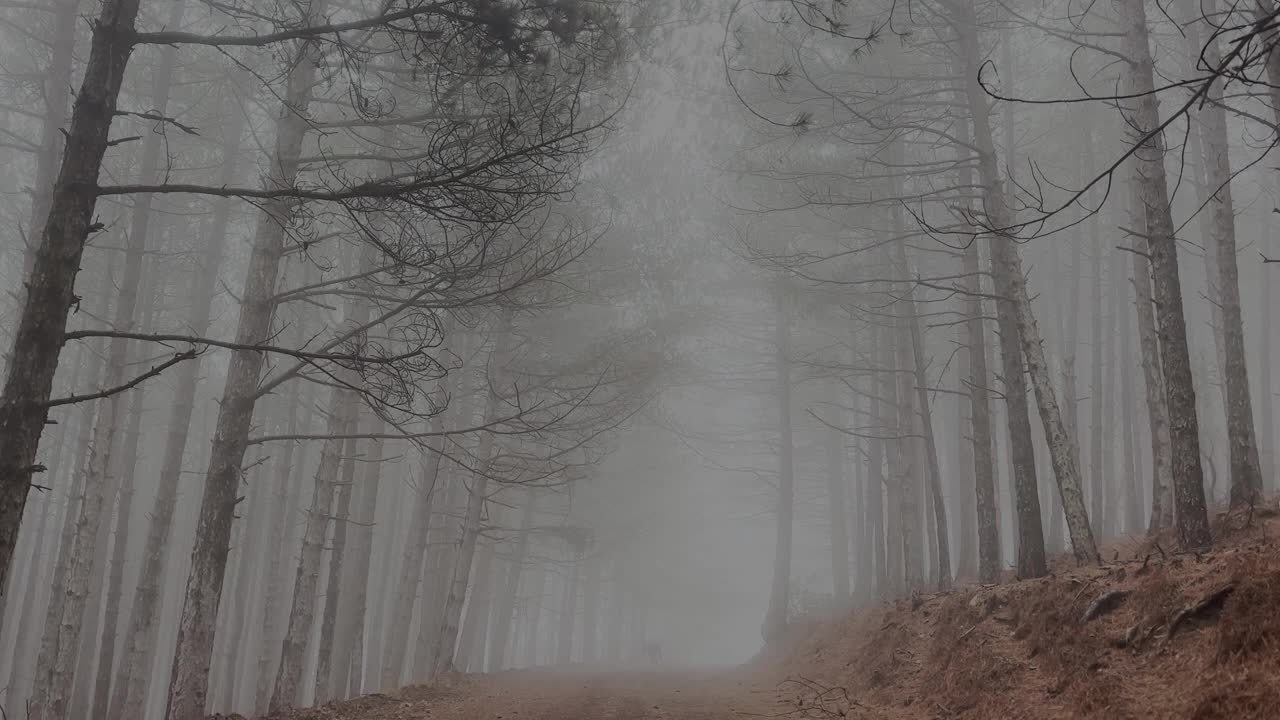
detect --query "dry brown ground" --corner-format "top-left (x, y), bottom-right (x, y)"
top-left (755, 503), bottom-right (1280, 719)
top-left (268, 668), bottom-right (791, 720)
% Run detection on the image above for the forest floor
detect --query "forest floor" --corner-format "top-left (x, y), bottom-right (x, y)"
top-left (268, 668), bottom-right (790, 720)
top-left (757, 502), bottom-right (1280, 719)
top-left (273, 504), bottom-right (1280, 720)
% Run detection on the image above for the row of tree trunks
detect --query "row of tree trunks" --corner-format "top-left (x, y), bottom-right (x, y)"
top-left (955, 2), bottom-right (1096, 567)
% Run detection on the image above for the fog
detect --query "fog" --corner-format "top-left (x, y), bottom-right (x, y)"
top-left (0, 0), bottom-right (1277, 718)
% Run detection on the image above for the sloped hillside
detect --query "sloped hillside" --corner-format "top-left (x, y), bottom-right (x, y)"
top-left (757, 508), bottom-right (1280, 719)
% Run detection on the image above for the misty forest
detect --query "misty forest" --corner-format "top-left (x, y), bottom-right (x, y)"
top-left (2, 0), bottom-right (1280, 718)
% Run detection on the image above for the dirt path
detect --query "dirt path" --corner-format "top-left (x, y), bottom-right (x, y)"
top-left (287, 668), bottom-right (791, 720)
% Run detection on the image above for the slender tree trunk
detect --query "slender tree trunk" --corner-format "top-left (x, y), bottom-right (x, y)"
top-left (604, 557), bottom-right (624, 664)
top-left (269, 386), bottom-right (357, 714)
top-left (0, 0), bottom-right (143, 652)
top-left (1195, 0), bottom-right (1265, 508)
top-left (907, 282), bottom-right (951, 590)
top-left (432, 322), bottom-right (512, 677)
top-left (341, 416), bottom-right (384, 697)
top-left (1117, 0), bottom-right (1212, 548)
top-left (489, 488), bottom-right (537, 672)
top-left (1129, 174), bottom-right (1175, 532)
top-left (957, 145), bottom-right (1000, 581)
top-left (165, 11), bottom-right (324, 716)
top-left (112, 84), bottom-right (244, 720)
top-left (894, 307), bottom-right (925, 593)
top-left (1088, 156), bottom-right (1107, 539)
top-left (415, 465), bottom-right (462, 681)
top-left (762, 281), bottom-right (794, 639)
top-left (825, 425), bottom-right (851, 601)
top-left (581, 553), bottom-right (601, 665)
top-left (315, 433), bottom-right (359, 702)
top-left (1255, 0), bottom-right (1280, 492)
top-left (864, 362), bottom-right (887, 596)
top-left (878, 323), bottom-right (904, 596)
top-left (523, 560), bottom-right (546, 668)
top-left (556, 552), bottom-right (579, 665)
top-left (89, 286), bottom-right (158, 719)
top-left (1119, 260), bottom-right (1143, 534)
top-left (28, 318), bottom-right (107, 711)
top-left (252, 356), bottom-right (307, 716)
top-left (35, 60), bottom-right (173, 718)
top-left (381, 420), bottom-right (446, 689)
top-left (456, 533), bottom-right (496, 672)
top-left (956, 7), bottom-right (1092, 566)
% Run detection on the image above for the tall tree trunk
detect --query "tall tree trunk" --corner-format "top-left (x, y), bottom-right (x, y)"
top-left (269, 386), bottom-right (357, 714)
top-left (1195, 0), bottom-right (1265, 508)
top-left (315, 433), bottom-right (359, 702)
top-left (556, 551), bottom-right (579, 664)
top-left (864, 362), bottom-right (888, 596)
top-left (894, 307), bottom-right (925, 592)
top-left (956, 6), bottom-right (1093, 566)
top-left (907, 281), bottom-right (951, 590)
top-left (340, 416), bottom-right (384, 697)
top-left (456, 534), bottom-right (496, 672)
top-left (35, 44), bottom-right (175, 716)
top-left (489, 488), bottom-right (538, 672)
top-left (113, 81), bottom-right (244, 720)
top-left (0, 0), bottom-right (143, 648)
top-left (1119, 258), bottom-right (1143, 534)
top-left (1127, 172), bottom-right (1175, 532)
top-left (252, 346), bottom-right (308, 717)
top-left (762, 281), bottom-right (794, 640)
top-left (604, 557), bottom-right (624, 664)
top-left (27, 310), bottom-right (109, 710)
top-left (825, 425), bottom-right (851, 601)
top-left (381, 419), bottom-right (446, 689)
top-left (581, 553), bottom-right (601, 665)
top-left (878, 323), bottom-right (904, 596)
top-left (165, 10), bottom-right (323, 716)
top-left (1116, 0), bottom-right (1212, 548)
top-left (957, 137), bottom-right (1000, 581)
top-left (431, 322), bottom-right (512, 677)
top-left (522, 560), bottom-right (546, 668)
top-left (1089, 157), bottom-right (1107, 539)
top-left (89, 267), bottom-right (160, 719)
top-left (1255, 0), bottom-right (1280, 492)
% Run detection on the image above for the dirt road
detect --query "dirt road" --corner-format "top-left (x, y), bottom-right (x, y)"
top-left (289, 668), bottom-right (792, 720)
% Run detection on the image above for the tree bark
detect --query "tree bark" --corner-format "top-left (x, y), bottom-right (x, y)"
top-left (164, 10), bottom-right (323, 716)
top-left (0, 0), bottom-right (143, 639)
top-left (1195, 0), bottom-right (1265, 508)
top-left (252, 343), bottom-right (308, 716)
top-left (955, 5), bottom-right (1092, 566)
top-left (269, 386), bottom-right (357, 713)
top-left (489, 488), bottom-right (538, 672)
top-left (315, 433), bottom-right (359, 702)
top-left (112, 81), bottom-right (244, 720)
top-left (431, 321), bottom-right (512, 677)
top-left (340, 415), bottom-right (384, 697)
top-left (1116, 0), bottom-right (1212, 548)
top-left (381, 417), bottom-right (446, 688)
top-left (957, 142), bottom-right (1000, 582)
